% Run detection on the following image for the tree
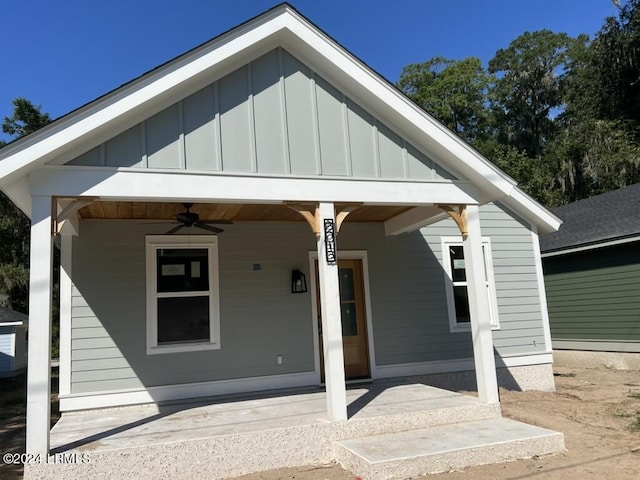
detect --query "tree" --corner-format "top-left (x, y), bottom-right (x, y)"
top-left (2, 97), bottom-right (51, 139)
top-left (488, 30), bottom-right (585, 159)
top-left (0, 98), bottom-right (52, 312)
top-left (397, 57), bottom-right (493, 145)
top-left (555, 1), bottom-right (640, 202)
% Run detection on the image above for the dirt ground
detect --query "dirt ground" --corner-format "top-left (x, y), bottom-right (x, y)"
top-left (1, 366), bottom-right (639, 480)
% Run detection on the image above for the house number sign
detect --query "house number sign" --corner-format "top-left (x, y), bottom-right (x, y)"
top-left (324, 218), bottom-right (337, 265)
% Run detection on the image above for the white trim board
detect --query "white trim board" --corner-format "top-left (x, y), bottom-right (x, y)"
top-left (28, 167), bottom-right (480, 205)
top-left (59, 371), bottom-right (318, 412)
top-left (375, 353), bottom-right (554, 379)
top-left (530, 225), bottom-right (554, 353)
top-left (552, 340), bottom-right (640, 353)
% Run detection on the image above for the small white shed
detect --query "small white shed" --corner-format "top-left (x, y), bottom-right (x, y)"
top-left (0, 306), bottom-right (28, 377)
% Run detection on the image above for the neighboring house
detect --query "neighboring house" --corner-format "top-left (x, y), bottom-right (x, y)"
top-left (541, 184), bottom-right (640, 363)
top-left (0, 3), bottom-right (561, 462)
top-left (0, 306), bottom-right (28, 378)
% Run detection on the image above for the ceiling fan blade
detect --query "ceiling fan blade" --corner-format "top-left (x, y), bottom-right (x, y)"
top-left (194, 222), bottom-right (224, 234)
top-left (165, 224), bottom-right (185, 235)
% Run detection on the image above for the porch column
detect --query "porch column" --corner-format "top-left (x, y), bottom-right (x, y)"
top-left (462, 204), bottom-right (499, 404)
top-left (58, 228), bottom-right (73, 397)
top-left (316, 202), bottom-right (347, 421)
top-left (26, 195), bottom-right (54, 456)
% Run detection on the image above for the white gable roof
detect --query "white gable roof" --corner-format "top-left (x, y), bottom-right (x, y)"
top-left (0, 3), bottom-right (560, 233)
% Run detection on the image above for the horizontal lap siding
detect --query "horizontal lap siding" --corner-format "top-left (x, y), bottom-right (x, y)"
top-left (544, 242), bottom-right (640, 342)
top-left (70, 204), bottom-right (545, 395)
top-left (70, 221), bottom-right (317, 394)
top-left (402, 202), bottom-right (547, 364)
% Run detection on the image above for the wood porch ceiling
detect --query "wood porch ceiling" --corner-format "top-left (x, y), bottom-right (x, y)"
top-left (77, 202), bottom-right (413, 223)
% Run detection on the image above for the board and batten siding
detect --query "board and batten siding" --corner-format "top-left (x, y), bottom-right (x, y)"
top-left (544, 242), bottom-right (640, 345)
top-left (65, 48), bottom-right (453, 182)
top-left (68, 202), bottom-right (546, 395)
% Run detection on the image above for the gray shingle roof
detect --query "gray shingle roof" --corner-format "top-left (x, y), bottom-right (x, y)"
top-left (0, 306), bottom-right (28, 325)
top-left (540, 183), bottom-right (640, 253)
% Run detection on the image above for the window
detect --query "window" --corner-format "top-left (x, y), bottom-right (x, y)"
top-left (146, 235), bottom-right (220, 354)
top-left (441, 237), bottom-right (499, 332)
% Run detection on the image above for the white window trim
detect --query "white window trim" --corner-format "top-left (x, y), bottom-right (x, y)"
top-left (441, 236), bottom-right (500, 333)
top-left (145, 235), bottom-right (221, 355)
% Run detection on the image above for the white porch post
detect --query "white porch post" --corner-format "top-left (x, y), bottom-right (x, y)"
top-left (26, 195), bottom-right (54, 456)
top-left (462, 204), bottom-right (499, 404)
top-left (316, 202), bottom-right (347, 421)
top-left (58, 229), bottom-right (73, 397)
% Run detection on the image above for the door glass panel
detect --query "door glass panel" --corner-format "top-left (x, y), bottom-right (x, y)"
top-left (341, 303), bottom-right (358, 336)
top-left (339, 268), bottom-right (355, 301)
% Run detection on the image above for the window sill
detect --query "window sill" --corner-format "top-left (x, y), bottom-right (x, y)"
top-left (146, 341), bottom-right (221, 355)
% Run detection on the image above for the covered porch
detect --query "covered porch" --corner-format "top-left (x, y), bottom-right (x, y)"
top-left (26, 379), bottom-right (562, 480)
top-left (24, 168), bottom-right (502, 457)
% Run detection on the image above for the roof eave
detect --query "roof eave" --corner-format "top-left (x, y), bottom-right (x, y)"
top-left (0, 3), bottom-right (557, 231)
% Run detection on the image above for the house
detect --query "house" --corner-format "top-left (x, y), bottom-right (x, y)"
top-left (0, 3), bottom-right (563, 477)
top-left (541, 184), bottom-right (640, 369)
top-left (0, 306), bottom-right (28, 377)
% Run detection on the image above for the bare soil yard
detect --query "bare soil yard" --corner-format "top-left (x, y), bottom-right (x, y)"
top-left (1, 366), bottom-right (639, 480)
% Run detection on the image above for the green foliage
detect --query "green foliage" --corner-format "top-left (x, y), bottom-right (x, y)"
top-left (0, 98), bottom-right (51, 313)
top-left (2, 97), bottom-right (51, 138)
top-left (398, 57), bottom-right (493, 144)
top-left (488, 30), bottom-right (585, 159)
top-left (0, 192), bottom-right (30, 312)
top-left (397, 2), bottom-right (640, 207)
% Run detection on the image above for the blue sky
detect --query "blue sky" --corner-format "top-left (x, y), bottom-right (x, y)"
top-left (1, 0), bottom-right (619, 142)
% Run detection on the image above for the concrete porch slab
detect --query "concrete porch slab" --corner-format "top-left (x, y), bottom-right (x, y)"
top-left (23, 381), bottom-right (561, 480)
top-left (335, 417), bottom-right (565, 480)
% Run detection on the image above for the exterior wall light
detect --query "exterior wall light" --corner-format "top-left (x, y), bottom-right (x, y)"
top-left (291, 269), bottom-right (308, 293)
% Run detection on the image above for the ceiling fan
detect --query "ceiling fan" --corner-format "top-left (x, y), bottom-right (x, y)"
top-left (164, 203), bottom-right (232, 235)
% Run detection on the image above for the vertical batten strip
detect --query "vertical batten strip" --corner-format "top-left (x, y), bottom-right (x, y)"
top-left (247, 62), bottom-right (258, 173)
top-left (213, 83), bottom-right (223, 171)
top-left (177, 101), bottom-right (186, 170)
top-left (277, 48), bottom-right (292, 174)
top-left (372, 120), bottom-right (381, 178)
top-left (140, 121), bottom-right (148, 168)
top-left (309, 72), bottom-right (322, 174)
top-left (342, 94), bottom-right (353, 176)
top-left (99, 144), bottom-right (106, 167)
top-left (401, 140), bottom-right (409, 179)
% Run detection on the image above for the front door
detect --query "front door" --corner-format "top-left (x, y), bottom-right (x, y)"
top-left (316, 258), bottom-right (370, 380)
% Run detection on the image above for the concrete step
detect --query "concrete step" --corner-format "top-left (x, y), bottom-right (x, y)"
top-left (334, 417), bottom-right (565, 480)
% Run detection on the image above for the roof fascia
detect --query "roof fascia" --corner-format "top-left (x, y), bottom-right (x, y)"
top-left (541, 234), bottom-right (640, 257)
top-left (0, 5), bottom-right (293, 182)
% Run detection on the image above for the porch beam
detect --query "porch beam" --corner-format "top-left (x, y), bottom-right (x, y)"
top-left (26, 195), bottom-right (54, 456)
top-left (462, 204), bottom-right (499, 404)
top-left (316, 202), bottom-right (347, 421)
top-left (384, 206), bottom-right (448, 236)
top-left (29, 167), bottom-right (481, 206)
